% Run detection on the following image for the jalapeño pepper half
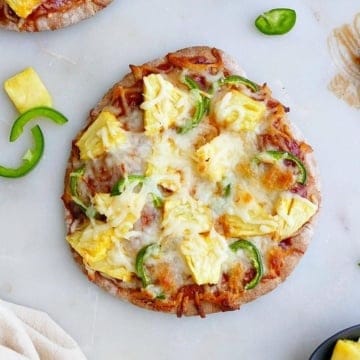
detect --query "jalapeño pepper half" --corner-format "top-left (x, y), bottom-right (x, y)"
top-left (178, 76), bottom-right (209, 134)
top-left (255, 150), bottom-right (307, 185)
top-left (69, 167), bottom-right (96, 218)
top-left (0, 125), bottom-right (44, 178)
top-left (135, 243), bottom-right (159, 287)
top-left (111, 174), bottom-right (146, 196)
top-left (10, 106), bottom-right (68, 142)
top-left (229, 239), bottom-right (264, 290)
top-left (214, 75), bottom-right (260, 93)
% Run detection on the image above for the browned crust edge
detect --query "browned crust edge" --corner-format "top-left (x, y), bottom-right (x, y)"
top-left (0, 0), bottom-right (112, 32)
top-left (64, 46), bottom-right (321, 317)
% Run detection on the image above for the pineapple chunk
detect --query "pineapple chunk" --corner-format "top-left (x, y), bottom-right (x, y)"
top-left (76, 111), bottom-right (127, 160)
top-left (66, 221), bottom-right (132, 281)
top-left (331, 339), bottom-right (360, 360)
top-left (180, 229), bottom-right (227, 285)
top-left (140, 74), bottom-right (193, 136)
top-left (4, 0), bottom-right (43, 18)
top-left (275, 192), bottom-right (318, 240)
top-left (221, 188), bottom-right (278, 237)
top-left (4, 67), bottom-right (52, 113)
top-left (222, 213), bottom-right (278, 238)
top-left (214, 90), bottom-right (265, 131)
top-left (195, 133), bottom-right (244, 182)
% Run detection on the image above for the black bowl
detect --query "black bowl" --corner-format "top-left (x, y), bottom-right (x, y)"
top-left (309, 324), bottom-right (360, 359)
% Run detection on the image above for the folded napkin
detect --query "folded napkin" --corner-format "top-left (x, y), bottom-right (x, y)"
top-left (0, 300), bottom-right (86, 360)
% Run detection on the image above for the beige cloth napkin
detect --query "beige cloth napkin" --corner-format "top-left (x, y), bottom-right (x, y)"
top-left (0, 300), bottom-right (86, 360)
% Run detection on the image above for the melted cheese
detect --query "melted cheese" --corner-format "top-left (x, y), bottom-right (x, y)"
top-left (222, 187), bottom-right (278, 237)
top-left (76, 111), bottom-right (127, 160)
top-left (93, 179), bottom-right (150, 237)
top-left (141, 74), bottom-right (193, 136)
top-left (145, 133), bottom-right (194, 192)
top-left (195, 132), bottom-right (244, 182)
top-left (162, 193), bottom-right (212, 239)
top-left (69, 69), bottom-right (318, 289)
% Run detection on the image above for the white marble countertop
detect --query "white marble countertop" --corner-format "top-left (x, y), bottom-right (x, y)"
top-left (0, 1), bottom-right (359, 359)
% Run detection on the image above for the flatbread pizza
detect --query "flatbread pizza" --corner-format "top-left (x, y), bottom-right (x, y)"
top-left (0, 0), bottom-right (112, 31)
top-left (62, 46), bottom-right (320, 317)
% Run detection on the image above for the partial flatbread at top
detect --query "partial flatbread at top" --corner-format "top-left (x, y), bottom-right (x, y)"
top-left (0, 0), bottom-right (112, 31)
top-left (63, 46), bottom-right (321, 317)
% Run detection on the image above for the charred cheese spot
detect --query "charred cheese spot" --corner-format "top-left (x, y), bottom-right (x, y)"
top-left (261, 165), bottom-right (295, 191)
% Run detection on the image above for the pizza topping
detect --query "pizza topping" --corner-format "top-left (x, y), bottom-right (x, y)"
top-left (66, 221), bottom-right (132, 281)
top-left (180, 229), bottom-right (228, 285)
top-left (275, 192), bottom-right (318, 240)
top-left (145, 134), bottom-right (191, 192)
top-left (212, 75), bottom-right (260, 93)
top-left (229, 239), bottom-right (264, 290)
top-left (76, 111), bottom-right (127, 161)
top-left (177, 76), bottom-right (209, 134)
top-left (93, 182), bottom-right (150, 237)
top-left (255, 150), bottom-right (307, 185)
top-left (195, 132), bottom-right (244, 182)
top-left (167, 48), bottom-right (223, 73)
top-left (111, 174), bottom-right (146, 196)
top-left (64, 49), bottom-right (319, 306)
top-left (135, 243), bottom-right (160, 287)
top-left (162, 193), bottom-right (212, 239)
top-left (255, 8), bottom-right (297, 36)
top-left (4, 67), bottom-right (52, 113)
top-left (214, 90), bottom-right (266, 132)
top-left (4, 0), bottom-right (43, 18)
top-left (69, 167), bottom-right (97, 218)
top-left (140, 74), bottom-right (193, 137)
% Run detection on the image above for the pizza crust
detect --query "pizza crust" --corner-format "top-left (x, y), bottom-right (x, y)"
top-left (63, 46), bottom-right (321, 316)
top-left (0, 0), bottom-right (112, 31)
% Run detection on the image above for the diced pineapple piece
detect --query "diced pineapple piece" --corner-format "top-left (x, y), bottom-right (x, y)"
top-left (76, 111), bottom-right (126, 160)
top-left (214, 90), bottom-right (265, 131)
top-left (180, 229), bottom-right (228, 285)
top-left (5, 0), bottom-right (43, 18)
top-left (195, 133), bottom-right (244, 182)
top-left (140, 74), bottom-right (193, 136)
top-left (275, 192), bottom-right (318, 240)
top-left (4, 67), bottom-right (52, 113)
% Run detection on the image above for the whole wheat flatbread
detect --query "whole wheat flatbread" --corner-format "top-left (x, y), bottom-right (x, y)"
top-left (0, 0), bottom-right (112, 31)
top-left (63, 46), bottom-right (321, 316)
